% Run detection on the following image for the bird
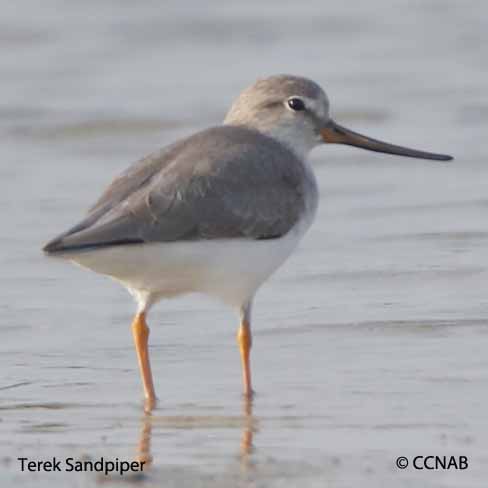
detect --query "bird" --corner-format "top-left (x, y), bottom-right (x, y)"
top-left (43, 75), bottom-right (452, 409)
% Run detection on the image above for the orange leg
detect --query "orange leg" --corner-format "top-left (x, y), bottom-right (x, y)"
top-left (131, 312), bottom-right (156, 410)
top-left (237, 315), bottom-right (253, 398)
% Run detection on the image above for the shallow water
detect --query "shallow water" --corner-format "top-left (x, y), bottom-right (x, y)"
top-left (1, 1), bottom-right (488, 486)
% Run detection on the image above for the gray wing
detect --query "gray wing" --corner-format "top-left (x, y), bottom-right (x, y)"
top-left (43, 126), bottom-right (308, 253)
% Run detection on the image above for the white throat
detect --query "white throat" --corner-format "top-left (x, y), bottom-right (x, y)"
top-left (263, 124), bottom-right (319, 160)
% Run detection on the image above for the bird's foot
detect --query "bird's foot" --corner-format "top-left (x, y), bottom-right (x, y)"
top-left (143, 395), bottom-right (158, 413)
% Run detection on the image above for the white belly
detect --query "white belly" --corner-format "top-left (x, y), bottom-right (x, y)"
top-left (68, 218), bottom-right (312, 312)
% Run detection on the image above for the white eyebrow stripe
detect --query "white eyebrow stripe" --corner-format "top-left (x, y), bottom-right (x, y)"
top-left (287, 95), bottom-right (327, 119)
top-left (304, 96), bottom-right (327, 118)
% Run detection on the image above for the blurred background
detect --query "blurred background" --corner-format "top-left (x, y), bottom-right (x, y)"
top-left (1, 1), bottom-right (487, 487)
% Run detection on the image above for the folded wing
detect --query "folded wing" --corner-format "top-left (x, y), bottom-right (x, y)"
top-left (43, 126), bottom-right (307, 254)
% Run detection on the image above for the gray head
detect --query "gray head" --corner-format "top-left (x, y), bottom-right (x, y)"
top-left (224, 74), bottom-right (452, 161)
top-left (224, 75), bottom-right (330, 157)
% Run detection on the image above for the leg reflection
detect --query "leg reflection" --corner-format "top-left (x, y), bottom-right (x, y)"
top-left (133, 399), bottom-right (258, 473)
top-left (240, 396), bottom-right (257, 470)
top-left (135, 412), bottom-right (153, 468)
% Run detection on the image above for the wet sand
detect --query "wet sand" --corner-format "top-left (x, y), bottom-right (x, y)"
top-left (1, 1), bottom-right (488, 486)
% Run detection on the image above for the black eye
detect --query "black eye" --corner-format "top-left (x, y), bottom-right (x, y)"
top-left (287, 98), bottom-right (306, 111)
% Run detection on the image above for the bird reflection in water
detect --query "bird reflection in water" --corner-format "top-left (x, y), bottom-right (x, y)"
top-left (135, 412), bottom-right (153, 468)
top-left (133, 397), bottom-right (257, 474)
top-left (240, 397), bottom-right (256, 468)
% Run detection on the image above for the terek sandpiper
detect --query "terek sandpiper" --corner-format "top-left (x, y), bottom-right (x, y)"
top-left (43, 75), bottom-right (452, 408)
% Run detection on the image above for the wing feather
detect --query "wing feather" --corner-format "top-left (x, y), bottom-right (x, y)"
top-left (43, 126), bottom-right (308, 254)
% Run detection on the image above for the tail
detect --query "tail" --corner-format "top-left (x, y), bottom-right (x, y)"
top-left (42, 235), bottom-right (143, 255)
top-left (42, 214), bottom-right (143, 256)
